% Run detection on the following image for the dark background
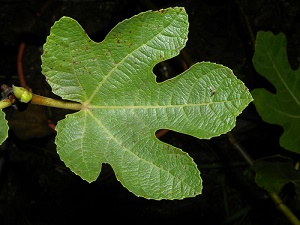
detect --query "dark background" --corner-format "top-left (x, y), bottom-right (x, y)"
top-left (1, 0), bottom-right (300, 224)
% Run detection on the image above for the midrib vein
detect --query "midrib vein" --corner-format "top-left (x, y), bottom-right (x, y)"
top-left (86, 100), bottom-right (243, 110)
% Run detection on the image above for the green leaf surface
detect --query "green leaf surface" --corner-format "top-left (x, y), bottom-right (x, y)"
top-left (252, 31), bottom-right (300, 153)
top-left (41, 7), bottom-right (252, 199)
top-left (253, 156), bottom-right (300, 200)
top-left (0, 110), bottom-right (8, 145)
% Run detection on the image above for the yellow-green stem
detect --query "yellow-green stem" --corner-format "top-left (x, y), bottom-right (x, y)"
top-left (269, 192), bottom-right (300, 225)
top-left (31, 94), bottom-right (82, 111)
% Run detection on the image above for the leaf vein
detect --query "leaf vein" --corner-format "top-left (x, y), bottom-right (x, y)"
top-left (268, 104), bottom-right (300, 118)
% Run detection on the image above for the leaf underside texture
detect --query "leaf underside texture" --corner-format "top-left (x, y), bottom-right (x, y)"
top-left (41, 7), bottom-right (252, 199)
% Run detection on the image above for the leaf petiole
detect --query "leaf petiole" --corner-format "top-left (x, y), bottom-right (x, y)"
top-left (30, 93), bottom-right (82, 111)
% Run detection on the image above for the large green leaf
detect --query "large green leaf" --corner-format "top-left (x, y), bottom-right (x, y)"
top-left (41, 7), bottom-right (252, 199)
top-left (0, 110), bottom-right (8, 145)
top-left (252, 31), bottom-right (300, 153)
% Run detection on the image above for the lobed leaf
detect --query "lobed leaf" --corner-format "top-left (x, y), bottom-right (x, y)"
top-left (252, 31), bottom-right (300, 153)
top-left (42, 7), bottom-right (252, 199)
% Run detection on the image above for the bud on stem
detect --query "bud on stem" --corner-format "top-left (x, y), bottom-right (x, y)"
top-left (12, 85), bottom-right (33, 103)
